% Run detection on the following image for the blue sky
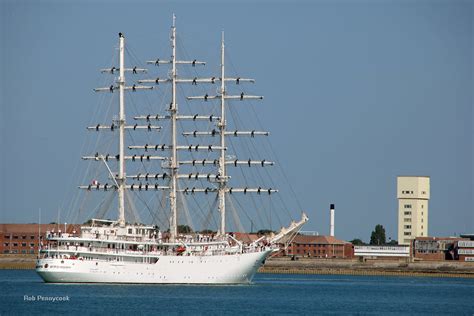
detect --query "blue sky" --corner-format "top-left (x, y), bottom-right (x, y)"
top-left (0, 0), bottom-right (472, 242)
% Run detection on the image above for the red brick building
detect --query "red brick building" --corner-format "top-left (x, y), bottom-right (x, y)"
top-left (412, 237), bottom-right (467, 261)
top-left (0, 224), bottom-right (80, 254)
top-left (455, 240), bottom-right (474, 262)
top-left (286, 235), bottom-right (354, 258)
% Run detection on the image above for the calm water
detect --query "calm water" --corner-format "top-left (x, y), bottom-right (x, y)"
top-left (0, 270), bottom-right (473, 315)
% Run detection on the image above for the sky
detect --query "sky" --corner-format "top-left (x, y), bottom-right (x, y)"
top-left (0, 0), bottom-right (472, 242)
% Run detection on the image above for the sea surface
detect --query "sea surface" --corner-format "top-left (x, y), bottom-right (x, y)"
top-left (0, 270), bottom-right (473, 315)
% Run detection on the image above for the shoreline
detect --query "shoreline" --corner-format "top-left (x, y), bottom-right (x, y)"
top-left (258, 257), bottom-right (474, 278)
top-left (2, 255), bottom-right (474, 278)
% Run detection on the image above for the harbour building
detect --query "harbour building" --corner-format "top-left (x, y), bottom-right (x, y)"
top-left (397, 176), bottom-right (430, 245)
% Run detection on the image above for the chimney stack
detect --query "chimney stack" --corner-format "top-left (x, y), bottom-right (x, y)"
top-left (330, 204), bottom-right (335, 237)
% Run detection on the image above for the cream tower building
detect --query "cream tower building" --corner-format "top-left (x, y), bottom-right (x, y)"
top-left (397, 176), bottom-right (430, 245)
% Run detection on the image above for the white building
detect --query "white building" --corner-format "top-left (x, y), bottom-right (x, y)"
top-left (354, 245), bottom-right (410, 258)
top-left (397, 176), bottom-right (430, 245)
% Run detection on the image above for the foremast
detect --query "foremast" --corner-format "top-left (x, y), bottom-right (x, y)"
top-left (117, 32), bottom-right (126, 227)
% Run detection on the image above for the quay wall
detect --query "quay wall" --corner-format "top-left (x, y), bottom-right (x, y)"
top-left (2, 255), bottom-right (474, 278)
top-left (259, 257), bottom-right (474, 278)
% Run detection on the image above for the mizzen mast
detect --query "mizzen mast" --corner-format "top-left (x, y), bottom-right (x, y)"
top-left (82, 32), bottom-right (158, 227)
top-left (117, 32), bottom-right (126, 227)
top-left (217, 32), bottom-right (226, 236)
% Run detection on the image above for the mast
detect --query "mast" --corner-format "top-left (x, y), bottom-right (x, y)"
top-left (118, 32), bottom-right (126, 227)
top-left (218, 32), bottom-right (226, 236)
top-left (170, 15), bottom-right (178, 241)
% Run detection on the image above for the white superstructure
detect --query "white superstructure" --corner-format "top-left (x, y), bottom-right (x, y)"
top-left (36, 16), bottom-right (308, 284)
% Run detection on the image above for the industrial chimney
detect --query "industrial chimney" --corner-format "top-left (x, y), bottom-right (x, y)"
top-left (330, 204), bottom-right (335, 237)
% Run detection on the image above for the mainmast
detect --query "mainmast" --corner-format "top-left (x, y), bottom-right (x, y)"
top-left (133, 18), bottom-right (276, 237)
top-left (117, 32), bottom-right (126, 227)
top-left (170, 14), bottom-right (178, 241)
top-left (218, 32), bottom-right (226, 236)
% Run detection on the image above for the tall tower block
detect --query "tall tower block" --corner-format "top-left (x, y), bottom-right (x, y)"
top-left (397, 176), bottom-right (430, 245)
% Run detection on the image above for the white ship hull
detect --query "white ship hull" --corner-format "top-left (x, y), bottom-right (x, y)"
top-left (36, 250), bottom-right (271, 284)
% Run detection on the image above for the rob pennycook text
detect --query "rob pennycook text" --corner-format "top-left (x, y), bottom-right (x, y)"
top-left (24, 295), bottom-right (70, 302)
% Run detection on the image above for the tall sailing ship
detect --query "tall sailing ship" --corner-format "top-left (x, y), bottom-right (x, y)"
top-left (36, 16), bottom-right (308, 284)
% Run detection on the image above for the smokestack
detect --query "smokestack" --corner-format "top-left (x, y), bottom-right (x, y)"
top-left (330, 204), bottom-right (335, 237)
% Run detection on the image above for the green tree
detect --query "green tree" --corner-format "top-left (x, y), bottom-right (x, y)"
top-left (178, 225), bottom-right (193, 234)
top-left (350, 238), bottom-right (365, 246)
top-left (370, 224), bottom-right (386, 245)
top-left (387, 239), bottom-right (398, 245)
top-left (199, 229), bottom-right (216, 234)
top-left (257, 229), bottom-right (274, 236)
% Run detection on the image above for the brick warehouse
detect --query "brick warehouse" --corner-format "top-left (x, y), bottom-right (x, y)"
top-left (456, 240), bottom-right (474, 262)
top-left (0, 224), bottom-right (81, 254)
top-left (286, 235), bottom-right (354, 258)
top-left (412, 236), bottom-right (468, 261)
